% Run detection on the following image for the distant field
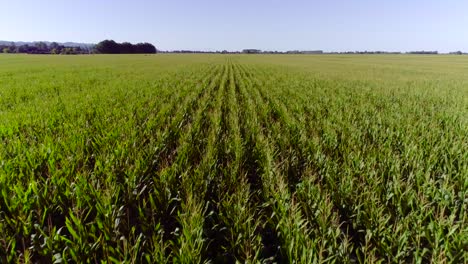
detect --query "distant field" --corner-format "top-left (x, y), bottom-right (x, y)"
top-left (0, 54), bottom-right (466, 263)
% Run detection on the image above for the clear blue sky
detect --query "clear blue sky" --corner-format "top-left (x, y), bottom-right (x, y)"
top-left (1, 0), bottom-right (467, 52)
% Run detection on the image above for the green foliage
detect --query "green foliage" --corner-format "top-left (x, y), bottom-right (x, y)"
top-left (0, 54), bottom-right (466, 263)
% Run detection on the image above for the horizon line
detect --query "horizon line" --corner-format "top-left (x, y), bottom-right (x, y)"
top-left (0, 40), bottom-right (465, 54)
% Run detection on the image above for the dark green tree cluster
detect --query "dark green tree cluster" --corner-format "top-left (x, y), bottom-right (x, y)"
top-left (0, 42), bottom-right (90, 54)
top-left (94, 40), bottom-right (157, 54)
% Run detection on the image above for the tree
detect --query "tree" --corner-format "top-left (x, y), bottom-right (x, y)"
top-left (94, 40), bottom-right (157, 54)
top-left (50, 42), bottom-right (60, 50)
top-left (119, 42), bottom-right (135, 54)
top-left (61, 48), bottom-right (72, 55)
top-left (134, 43), bottom-right (157, 54)
top-left (95, 40), bottom-right (120, 54)
top-left (35, 42), bottom-right (48, 51)
top-left (17, 45), bottom-right (30, 53)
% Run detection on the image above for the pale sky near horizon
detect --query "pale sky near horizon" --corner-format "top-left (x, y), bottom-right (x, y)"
top-left (1, 0), bottom-right (467, 52)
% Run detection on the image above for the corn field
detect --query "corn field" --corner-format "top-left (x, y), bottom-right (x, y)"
top-left (0, 54), bottom-right (467, 263)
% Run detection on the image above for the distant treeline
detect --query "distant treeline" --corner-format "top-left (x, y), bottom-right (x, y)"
top-left (163, 50), bottom-right (240, 54)
top-left (238, 50), bottom-right (445, 55)
top-left (0, 40), bottom-right (157, 54)
top-left (406, 51), bottom-right (438, 54)
top-left (331, 51), bottom-right (402, 54)
top-left (162, 50), bottom-right (325, 54)
top-left (164, 49), bottom-right (462, 55)
top-left (94, 40), bottom-right (157, 54)
top-left (1, 41), bottom-right (465, 55)
top-left (1, 42), bottom-right (91, 54)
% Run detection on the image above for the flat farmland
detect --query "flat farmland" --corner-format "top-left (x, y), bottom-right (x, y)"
top-left (0, 54), bottom-right (466, 263)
